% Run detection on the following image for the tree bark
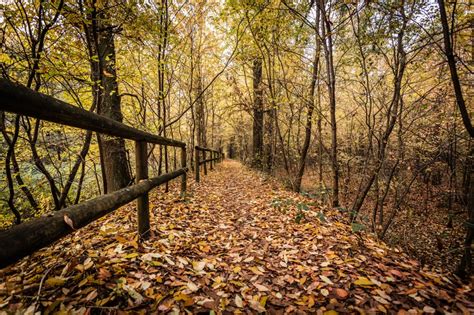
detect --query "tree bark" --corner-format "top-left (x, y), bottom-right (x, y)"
top-left (252, 57), bottom-right (264, 169)
top-left (85, 7), bottom-right (132, 193)
top-left (294, 7), bottom-right (321, 192)
top-left (319, 0), bottom-right (339, 206)
top-left (437, 0), bottom-right (473, 138)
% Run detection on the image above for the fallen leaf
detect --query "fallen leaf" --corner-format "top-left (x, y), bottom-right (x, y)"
top-left (45, 277), bottom-right (66, 287)
top-left (320, 275), bottom-right (333, 285)
top-left (193, 261), bottom-right (206, 272)
top-left (254, 283), bottom-right (269, 292)
top-left (123, 253), bottom-right (139, 259)
top-left (187, 281), bottom-right (199, 292)
top-left (248, 299), bottom-right (265, 312)
top-left (63, 214), bottom-right (75, 230)
top-left (85, 289), bottom-right (97, 301)
top-left (249, 266), bottom-right (264, 275)
top-left (335, 288), bottom-right (348, 299)
top-left (354, 277), bottom-right (374, 286)
top-left (235, 294), bottom-right (243, 308)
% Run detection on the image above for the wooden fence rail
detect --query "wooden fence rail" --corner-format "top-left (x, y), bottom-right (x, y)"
top-left (194, 145), bottom-right (224, 182)
top-left (0, 78), bottom-right (188, 268)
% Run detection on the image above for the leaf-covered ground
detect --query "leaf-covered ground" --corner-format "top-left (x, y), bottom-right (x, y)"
top-left (0, 161), bottom-right (473, 314)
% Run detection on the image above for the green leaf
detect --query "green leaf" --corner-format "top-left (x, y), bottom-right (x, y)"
top-left (297, 203), bottom-right (309, 211)
top-left (295, 212), bottom-right (305, 224)
top-left (351, 223), bottom-right (366, 233)
top-left (317, 211), bottom-right (327, 223)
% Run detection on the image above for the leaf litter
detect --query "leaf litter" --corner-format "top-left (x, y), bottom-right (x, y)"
top-left (0, 161), bottom-right (472, 314)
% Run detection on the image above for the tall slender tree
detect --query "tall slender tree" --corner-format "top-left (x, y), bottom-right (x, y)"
top-left (82, 0), bottom-right (131, 193)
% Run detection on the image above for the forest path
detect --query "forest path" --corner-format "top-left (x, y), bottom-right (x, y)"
top-left (0, 161), bottom-right (472, 313)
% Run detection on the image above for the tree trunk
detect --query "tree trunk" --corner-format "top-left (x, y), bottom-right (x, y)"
top-left (437, 0), bottom-right (473, 138)
top-left (320, 0), bottom-right (339, 206)
top-left (85, 7), bottom-right (131, 193)
top-left (350, 2), bottom-right (407, 219)
top-left (294, 7), bottom-right (321, 192)
top-left (252, 57), bottom-right (264, 169)
top-left (456, 148), bottom-right (474, 278)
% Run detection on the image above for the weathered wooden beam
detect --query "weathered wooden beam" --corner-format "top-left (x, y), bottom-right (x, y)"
top-left (0, 168), bottom-right (186, 268)
top-left (195, 145), bottom-right (219, 153)
top-left (199, 157), bottom-right (220, 165)
top-left (0, 79), bottom-right (185, 148)
top-left (135, 141), bottom-right (150, 239)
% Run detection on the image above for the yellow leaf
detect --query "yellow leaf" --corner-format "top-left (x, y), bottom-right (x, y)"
top-left (130, 240), bottom-right (139, 249)
top-left (103, 70), bottom-right (114, 77)
top-left (200, 245), bottom-right (211, 253)
top-left (323, 311), bottom-right (338, 315)
top-left (124, 253), bottom-right (139, 259)
top-left (299, 276), bottom-right (307, 285)
top-left (174, 293), bottom-right (194, 306)
top-left (249, 266), bottom-right (264, 275)
top-left (78, 276), bottom-right (90, 287)
top-left (96, 296), bottom-right (111, 306)
top-left (354, 277), bottom-right (375, 286)
top-left (233, 266), bottom-right (241, 273)
top-left (308, 295), bottom-right (315, 308)
top-left (46, 277), bottom-right (66, 287)
top-left (259, 296), bottom-right (268, 307)
top-left (115, 236), bottom-right (128, 243)
top-left (0, 53), bottom-right (12, 64)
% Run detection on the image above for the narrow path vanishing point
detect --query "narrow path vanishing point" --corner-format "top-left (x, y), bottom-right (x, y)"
top-left (0, 161), bottom-right (472, 314)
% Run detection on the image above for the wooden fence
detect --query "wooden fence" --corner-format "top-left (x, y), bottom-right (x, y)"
top-left (0, 78), bottom-right (191, 268)
top-left (194, 145), bottom-right (224, 182)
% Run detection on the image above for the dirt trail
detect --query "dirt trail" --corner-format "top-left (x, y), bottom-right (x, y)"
top-left (0, 161), bottom-right (472, 314)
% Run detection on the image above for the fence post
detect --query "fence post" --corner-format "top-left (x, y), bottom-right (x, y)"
top-left (210, 150), bottom-right (214, 170)
top-left (181, 146), bottom-right (187, 195)
top-left (135, 141), bottom-right (150, 239)
top-left (203, 150), bottom-right (208, 175)
top-left (195, 147), bottom-right (200, 182)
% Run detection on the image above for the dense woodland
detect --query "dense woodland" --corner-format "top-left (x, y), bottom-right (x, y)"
top-left (0, 0), bottom-right (473, 286)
